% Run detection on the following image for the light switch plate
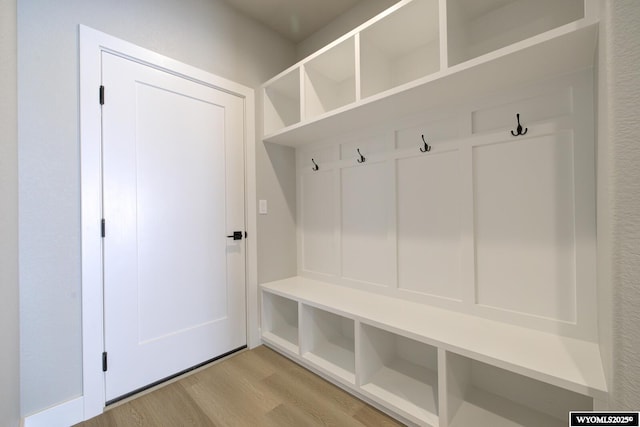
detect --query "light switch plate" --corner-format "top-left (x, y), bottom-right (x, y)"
top-left (259, 199), bottom-right (268, 215)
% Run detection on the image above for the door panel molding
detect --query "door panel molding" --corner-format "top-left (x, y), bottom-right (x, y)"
top-left (79, 25), bottom-right (256, 421)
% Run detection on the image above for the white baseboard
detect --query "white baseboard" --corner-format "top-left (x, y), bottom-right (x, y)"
top-left (23, 397), bottom-right (84, 427)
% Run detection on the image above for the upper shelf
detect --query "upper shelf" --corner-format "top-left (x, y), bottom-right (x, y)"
top-left (262, 0), bottom-right (597, 146)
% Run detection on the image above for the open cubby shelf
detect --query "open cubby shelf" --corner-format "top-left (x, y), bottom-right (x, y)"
top-left (360, 0), bottom-right (440, 99)
top-left (301, 305), bottom-right (356, 383)
top-left (262, 0), bottom-right (596, 145)
top-left (263, 68), bottom-right (300, 136)
top-left (444, 352), bottom-right (593, 427)
top-left (261, 277), bottom-right (606, 426)
top-left (446, 0), bottom-right (585, 66)
top-left (304, 37), bottom-right (356, 121)
top-left (360, 324), bottom-right (439, 425)
top-left (261, 292), bottom-right (299, 354)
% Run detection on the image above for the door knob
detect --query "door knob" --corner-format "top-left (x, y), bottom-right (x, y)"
top-left (227, 231), bottom-right (243, 240)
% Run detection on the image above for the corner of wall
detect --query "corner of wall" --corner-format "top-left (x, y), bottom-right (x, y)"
top-left (596, 0), bottom-right (614, 402)
top-left (598, 0), bottom-right (640, 410)
top-left (0, 0), bottom-right (21, 425)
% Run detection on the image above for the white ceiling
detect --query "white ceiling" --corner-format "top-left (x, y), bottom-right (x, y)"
top-left (221, 0), bottom-right (363, 42)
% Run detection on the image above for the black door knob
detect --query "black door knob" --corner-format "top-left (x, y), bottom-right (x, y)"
top-left (227, 231), bottom-right (243, 240)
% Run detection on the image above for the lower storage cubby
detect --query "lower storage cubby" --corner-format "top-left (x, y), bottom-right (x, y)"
top-left (260, 278), bottom-right (606, 427)
top-left (359, 324), bottom-right (439, 426)
top-left (444, 352), bottom-right (593, 427)
top-left (261, 292), bottom-right (299, 353)
top-left (301, 305), bottom-right (356, 383)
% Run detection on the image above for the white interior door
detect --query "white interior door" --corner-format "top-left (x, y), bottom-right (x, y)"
top-left (101, 51), bottom-right (246, 401)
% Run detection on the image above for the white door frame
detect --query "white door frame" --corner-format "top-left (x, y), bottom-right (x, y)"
top-left (79, 25), bottom-right (258, 421)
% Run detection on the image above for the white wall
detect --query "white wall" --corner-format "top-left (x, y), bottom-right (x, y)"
top-left (597, 0), bottom-right (640, 410)
top-left (18, 0), bottom-right (296, 417)
top-left (0, 0), bottom-right (20, 425)
top-left (296, 0), bottom-right (398, 60)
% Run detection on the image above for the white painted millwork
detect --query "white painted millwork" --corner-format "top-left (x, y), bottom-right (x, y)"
top-left (446, 0), bottom-right (584, 66)
top-left (22, 397), bottom-right (84, 427)
top-left (294, 69), bottom-right (595, 339)
top-left (473, 131), bottom-right (576, 321)
top-left (262, 0), bottom-right (597, 146)
top-left (101, 51), bottom-right (247, 401)
top-left (300, 169), bottom-right (338, 275)
top-left (340, 161), bottom-right (395, 287)
top-left (397, 149), bottom-right (462, 300)
top-left (261, 0), bottom-right (604, 425)
top-left (261, 277), bottom-right (605, 426)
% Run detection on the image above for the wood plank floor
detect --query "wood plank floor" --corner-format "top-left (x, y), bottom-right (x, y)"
top-left (75, 345), bottom-right (405, 427)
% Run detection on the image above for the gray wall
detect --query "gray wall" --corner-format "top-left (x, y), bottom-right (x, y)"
top-left (18, 0), bottom-right (296, 416)
top-left (0, 0), bottom-right (20, 425)
top-left (257, 142), bottom-right (297, 283)
top-left (597, 0), bottom-right (640, 410)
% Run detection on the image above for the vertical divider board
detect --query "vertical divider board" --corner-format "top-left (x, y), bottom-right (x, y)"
top-left (354, 34), bottom-right (362, 103)
top-left (353, 319), bottom-right (362, 387)
top-left (439, 348), bottom-right (470, 427)
top-left (438, 0), bottom-right (449, 69)
top-left (436, 348), bottom-right (453, 427)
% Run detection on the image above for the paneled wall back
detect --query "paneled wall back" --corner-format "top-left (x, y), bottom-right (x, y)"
top-left (297, 68), bottom-right (596, 340)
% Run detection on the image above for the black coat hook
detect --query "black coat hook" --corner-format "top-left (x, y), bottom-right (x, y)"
top-left (311, 158), bottom-right (319, 171)
top-left (510, 113), bottom-right (528, 136)
top-left (420, 134), bottom-right (432, 152)
top-left (356, 148), bottom-right (366, 164)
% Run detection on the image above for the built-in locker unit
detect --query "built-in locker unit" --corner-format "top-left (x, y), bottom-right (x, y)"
top-left (260, 0), bottom-right (606, 425)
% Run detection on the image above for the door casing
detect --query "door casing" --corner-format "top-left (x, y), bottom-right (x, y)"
top-left (79, 25), bottom-right (258, 421)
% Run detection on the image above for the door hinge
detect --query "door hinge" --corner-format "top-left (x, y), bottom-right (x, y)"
top-left (99, 85), bottom-right (105, 105)
top-left (102, 352), bottom-right (108, 372)
top-left (101, 219), bottom-right (106, 238)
